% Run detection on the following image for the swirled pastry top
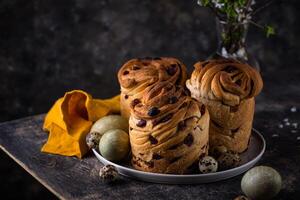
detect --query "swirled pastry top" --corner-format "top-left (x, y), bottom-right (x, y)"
top-left (186, 59), bottom-right (263, 106)
top-left (129, 81), bottom-right (203, 132)
top-left (118, 57), bottom-right (187, 92)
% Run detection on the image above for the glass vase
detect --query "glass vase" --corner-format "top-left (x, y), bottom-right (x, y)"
top-left (212, 18), bottom-right (260, 71)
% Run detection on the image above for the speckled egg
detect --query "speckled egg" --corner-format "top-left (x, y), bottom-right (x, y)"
top-left (217, 152), bottom-right (241, 170)
top-left (241, 166), bottom-right (282, 200)
top-left (199, 156), bottom-right (218, 173)
top-left (86, 132), bottom-right (102, 149)
top-left (99, 165), bottom-right (118, 183)
top-left (99, 129), bottom-right (130, 162)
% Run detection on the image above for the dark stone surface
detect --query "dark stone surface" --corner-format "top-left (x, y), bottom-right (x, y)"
top-left (0, 0), bottom-right (299, 199)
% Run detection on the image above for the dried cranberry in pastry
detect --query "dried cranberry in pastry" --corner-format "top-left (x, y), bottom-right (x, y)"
top-left (183, 133), bottom-right (194, 147)
top-left (178, 121), bottom-right (186, 131)
top-left (124, 95), bottom-right (129, 99)
top-left (235, 79), bottom-right (242, 86)
top-left (152, 153), bottom-right (162, 160)
top-left (132, 65), bottom-right (140, 70)
top-left (149, 135), bottom-right (158, 144)
top-left (200, 105), bottom-right (206, 115)
top-left (148, 107), bottom-right (160, 116)
top-left (123, 70), bottom-right (129, 75)
top-left (160, 113), bottom-right (173, 123)
top-left (166, 64), bottom-right (177, 75)
top-left (168, 96), bottom-right (178, 104)
top-left (230, 105), bottom-right (239, 113)
top-left (131, 99), bottom-right (141, 107)
top-left (136, 119), bottom-right (147, 127)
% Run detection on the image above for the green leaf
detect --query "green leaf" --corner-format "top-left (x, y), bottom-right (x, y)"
top-left (237, 0), bottom-right (247, 6)
top-left (197, 0), bottom-right (210, 6)
top-left (265, 25), bottom-right (275, 37)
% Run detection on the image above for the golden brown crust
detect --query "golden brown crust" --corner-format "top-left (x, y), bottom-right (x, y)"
top-left (129, 82), bottom-right (209, 174)
top-left (118, 57), bottom-right (187, 119)
top-left (201, 97), bottom-right (255, 153)
top-left (186, 59), bottom-right (263, 106)
top-left (186, 59), bottom-right (263, 153)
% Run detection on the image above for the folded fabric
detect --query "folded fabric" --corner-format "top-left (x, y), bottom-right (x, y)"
top-left (42, 90), bottom-right (120, 158)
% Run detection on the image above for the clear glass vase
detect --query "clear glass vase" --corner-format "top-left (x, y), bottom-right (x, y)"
top-left (212, 18), bottom-right (260, 71)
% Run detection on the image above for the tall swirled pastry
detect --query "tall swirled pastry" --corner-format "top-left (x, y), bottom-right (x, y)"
top-left (129, 82), bottom-right (209, 174)
top-left (117, 57), bottom-right (187, 120)
top-left (186, 59), bottom-right (263, 153)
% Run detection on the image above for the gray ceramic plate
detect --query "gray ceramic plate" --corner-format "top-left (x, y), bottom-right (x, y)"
top-left (93, 128), bottom-right (265, 184)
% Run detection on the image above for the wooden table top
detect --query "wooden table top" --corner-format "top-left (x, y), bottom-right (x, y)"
top-left (1, 103), bottom-right (300, 200)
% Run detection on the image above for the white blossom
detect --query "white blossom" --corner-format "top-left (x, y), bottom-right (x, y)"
top-left (212, 0), bottom-right (224, 9)
top-left (197, 0), bottom-right (203, 6)
top-left (221, 47), bottom-right (229, 58)
top-left (237, 48), bottom-right (247, 60)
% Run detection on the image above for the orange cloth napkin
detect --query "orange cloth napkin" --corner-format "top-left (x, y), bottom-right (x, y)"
top-left (42, 90), bottom-right (120, 158)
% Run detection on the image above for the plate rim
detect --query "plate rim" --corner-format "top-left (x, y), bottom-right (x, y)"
top-left (93, 128), bottom-right (265, 179)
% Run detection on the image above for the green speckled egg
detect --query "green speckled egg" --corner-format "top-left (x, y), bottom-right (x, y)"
top-left (90, 115), bottom-right (129, 138)
top-left (241, 166), bottom-right (282, 200)
top-left (99, 129), bottom-right (130, 162)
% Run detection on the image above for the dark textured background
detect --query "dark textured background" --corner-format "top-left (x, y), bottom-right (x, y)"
top-left (0, 0), bottom-right (299, 199)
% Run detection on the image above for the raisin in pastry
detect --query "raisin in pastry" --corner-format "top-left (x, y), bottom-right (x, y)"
top-left (129, 82), bottom-right (209, 174)
top-left (117, 57), bottom-right (187, 120)
top-left (186, 58), bottom-right (263, 153)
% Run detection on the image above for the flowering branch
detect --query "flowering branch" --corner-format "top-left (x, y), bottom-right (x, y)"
top-left (197, 0), bottom-right (275, 37)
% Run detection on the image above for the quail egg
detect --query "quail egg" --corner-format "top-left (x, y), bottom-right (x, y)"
top-left (99, 165), bottom-right (118, 183)
top-left (241, 166), bottom-right (282, 200)
top-left (99, 129), bottom-right (130, 162)
top-left (86, 132), bottom-right (102, 149)
top-left (217, 152), bottom-right (241, 170)
top-left (199, 156), bottom-right (218, 173)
